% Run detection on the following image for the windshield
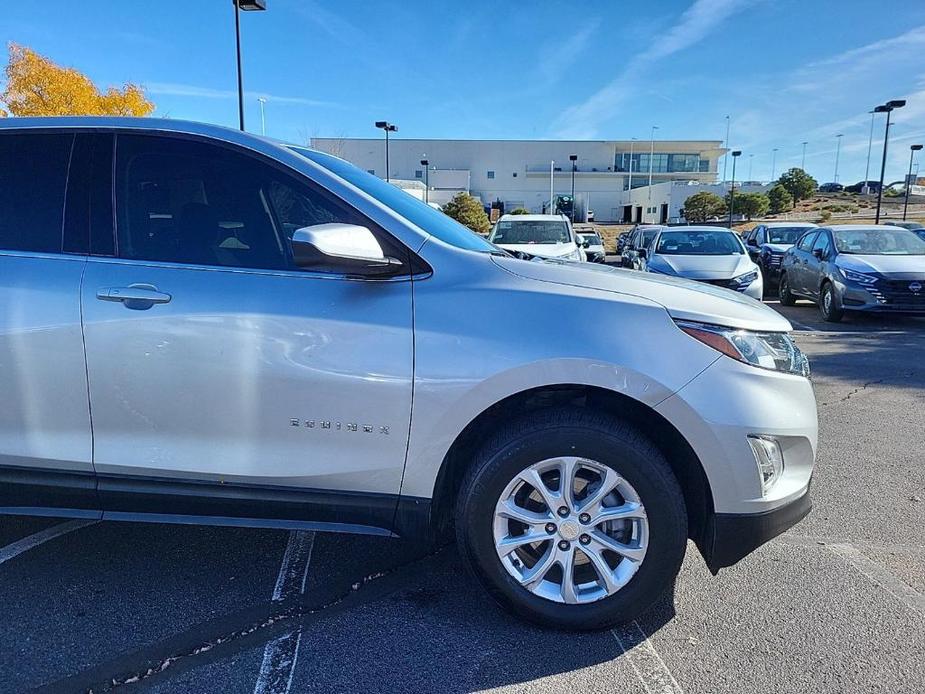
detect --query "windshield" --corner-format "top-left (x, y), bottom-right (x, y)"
top-left (834, 228), bottom-right (925, 255)
top-left (655, 230), bottom-right (744, 255)
top-left (489, 220), bottom-right (572, 244)
top-left (289, 147), bottom-right (497, 253)
top-left (767, 227), bottom-right (812, 244)
top-left (578, 233), bottom-right (602, 245)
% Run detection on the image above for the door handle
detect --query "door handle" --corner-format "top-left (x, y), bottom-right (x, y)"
top-left (97, 284), bottom-right (171, 308)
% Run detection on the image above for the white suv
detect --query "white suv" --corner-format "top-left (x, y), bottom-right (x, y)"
top-left (0, 118), bottom-right (816, 630)
top-left (488, 214), bottom-right (585, 261)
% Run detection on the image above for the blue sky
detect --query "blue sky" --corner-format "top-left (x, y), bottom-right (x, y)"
top-left (3, 0), bottom-right (925, 183)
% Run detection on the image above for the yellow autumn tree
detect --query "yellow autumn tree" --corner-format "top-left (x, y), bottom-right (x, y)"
top-left (0, 43), bottom-right (154, 117)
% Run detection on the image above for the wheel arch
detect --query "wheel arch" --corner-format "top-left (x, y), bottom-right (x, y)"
top-left (428, 384), bottom-right (714, 551)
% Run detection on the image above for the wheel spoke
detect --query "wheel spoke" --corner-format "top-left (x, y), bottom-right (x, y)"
top-left (577, 467), bottom-right (621, 513)
top-left (497, 531), bottom-right (550, 552)
top-left (586, 501), bottom-right (645, 526)
top-left (558, 548), bottom-right (578, 604)
top-left (518, 544), bottom-right (557, 589)
top-left (590, 530), bottom-right (646, 563)
top-left (558, 457), bottom-right (581, 509)
top-left (496, 498), bottom-right (551, 527)
top-left (518, 467), bottom-right (561, 512)
top-left (580, 546), bottom-right (618, 593)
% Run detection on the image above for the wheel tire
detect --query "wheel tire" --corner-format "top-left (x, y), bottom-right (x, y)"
top-left (819, 282), bottom-right (844, 322)
top-left (778, 273), bottom-right (796, 306)
top-left (455, 407), bottom-right (687, 631)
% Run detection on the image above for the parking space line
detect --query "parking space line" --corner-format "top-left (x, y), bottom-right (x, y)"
top-left (826, 542), bottom-right (925, 618)
top-left (254, 531), bottom-right (314, 694)
top-left (0, 519), bottom-right (96, 566)
top-left (611, 620), bottom-right (684, 694)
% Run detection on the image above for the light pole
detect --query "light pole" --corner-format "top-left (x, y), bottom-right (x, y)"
top-left (627, 137), bottom-right (637, 192)
top-left (800, 141), bottom-right (808, 170)
top-left (874, 99), bottom-right (906, 224)
top-left (747, 153), bottom-right (754, 181)
top-left (569, 154), bottom-right (577, 222)
top-left (728, 150), bottom-right (741, 228)
top-left (862, 110), bottom-right (875, 193)
top-left (904, 144), bottom-right (922, 221)
top-left (771, 148), bottom-right (778, 181)
top-left (232, 0), bottom-right (267, 132)
top-left (833, 134), bottom-right (843, 183)
top-left (420, 157), bottom-right (429, 204)
top-left (374, 121), bottom-right (398, 182)
top-left (549, 160), bottom-right (555, 214)
top-left (722, 115), bottom-right (731, 184)
top-left (647, 125), bottom-right (659, 197)
top-left (257, 97), bottom-right (267, 136)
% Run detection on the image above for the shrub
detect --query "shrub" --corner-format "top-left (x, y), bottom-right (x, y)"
top-left (443, 192), bottom-right (490, 234)
top-left (509, 208), bottom-right (530, 215)
top-left (682, 191), bottom-right (726, 223)
top-left (767, 184), bottom-right (793, 214)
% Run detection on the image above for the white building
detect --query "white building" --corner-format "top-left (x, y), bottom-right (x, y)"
top-left (310, 137), bottom-right (725, 223)
top-left (627, 180), bottom-right (773, 225)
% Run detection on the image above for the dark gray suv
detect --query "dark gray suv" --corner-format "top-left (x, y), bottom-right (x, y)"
top-left (779, 225), bottom-right (925, 322)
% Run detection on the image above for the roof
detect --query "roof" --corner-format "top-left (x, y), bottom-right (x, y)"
top-left (661, 226), bottom-right (736, 233)
top-left (498, 214), bottom-right (569, 222)
top-left (764, 221), bottom-right (817, 228)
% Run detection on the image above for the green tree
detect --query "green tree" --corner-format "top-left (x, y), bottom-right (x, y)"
top-left (682, 191), bottom-right (725, 223)
top-left (726, 191), bottom-right (769, 221)
top-left (767, 184), bottom-right (793, 214)
top-left (509, 207), bottom-right (530, 215)
top-left (443, 192), bottom-right (490, 234)
top-left (777, 168), bottom-right (817, 207)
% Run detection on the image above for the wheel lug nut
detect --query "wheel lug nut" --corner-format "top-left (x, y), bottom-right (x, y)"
top-left (579, 513), bottom-right (590, 524)
top-left (558, 540), bottom-right (570, 550)
top-left (579, 534), bottom-right (591, 545)
top-left (557, 506), bottom-right (569, 517)
top-left (545, 523), bottom-right (556, 534)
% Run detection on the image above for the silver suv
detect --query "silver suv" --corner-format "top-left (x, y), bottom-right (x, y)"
top-left (0, 118), bottom-right (817, 630)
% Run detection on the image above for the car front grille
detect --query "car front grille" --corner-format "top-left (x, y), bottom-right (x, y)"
top-left (868, 278), bottom-right (925, 309)
top-left (700, 278), bottom-right (747, 293)
top-left (767, 254), bottom-right (783, 268)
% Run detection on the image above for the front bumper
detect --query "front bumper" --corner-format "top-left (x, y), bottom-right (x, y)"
top-left (701, 486), bottom-right (812, 573)
top-left (838, 277), bottom-right (925, 314)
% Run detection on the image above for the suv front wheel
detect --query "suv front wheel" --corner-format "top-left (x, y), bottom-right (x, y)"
top-left (455, 408), bottom-right (687, 631)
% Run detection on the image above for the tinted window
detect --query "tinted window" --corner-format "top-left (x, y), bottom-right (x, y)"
top-left (116, 136), bottom-right (373, 271)
top-left (290, 147), bottom-right (497, 254)
top-left (0, 133), bottom-right (73, 253)
top-left (812, 232), bottom-right (831, 256)
top-left (797, 231), bottom-right (818, 251)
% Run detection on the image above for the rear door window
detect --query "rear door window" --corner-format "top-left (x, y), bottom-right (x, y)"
top-left (0, 133), bottom-right (74, 253)
top-left (797, 231), bottom-right (818, 251)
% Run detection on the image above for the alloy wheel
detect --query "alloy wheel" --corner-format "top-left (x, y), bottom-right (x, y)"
top-left (492, 457), bottom-right (648, 605)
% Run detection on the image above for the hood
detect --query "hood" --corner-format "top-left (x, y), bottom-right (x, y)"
top-left (497, 242), bottom-right (580, 260)
top-left (491, 256), bottom-right (790, 332)
top-left (761, 243), bottom-right (792, 254)
top-left (836, 253), bottom-right (925, 278)
top-left (648, 252), bottom-right (755, 279)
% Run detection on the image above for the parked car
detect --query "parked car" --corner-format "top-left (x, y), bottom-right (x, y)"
top-left (744, 222), bottom-right (818, 295)
top-left (642, 227), bottom-right (764, 299)
top-left (779, 225), bottom-right (925, 321)
top-left (586, 209), bottom-right (595, 222)
top-left (0, 117), bottom-right (816, 631)
top-left (890, 221), bottom-right (924, 231)
top-left (489, 214), bottom-right (585, 261)
top-left (818, 182), bottom-right (844, 193)
top-left (621, 225), bottom-right (665, 270)
top-left (577, 231), bottom-right (606, 263)
top-left (845, 180), bottom-right (881, 194)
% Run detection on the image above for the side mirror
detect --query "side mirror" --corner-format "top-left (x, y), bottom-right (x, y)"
top-left (747, 237), bottom-right (757, 247)
top-left (812, 248), bottom-right (824, 259)
top-left (637, 248), bottom-right (648, 260)
top-left (290, 224), bottom-right (402, 276)
top-left (582, 240), bottom-right (590, 248)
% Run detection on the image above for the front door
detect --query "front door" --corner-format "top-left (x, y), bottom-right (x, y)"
top-left (81, 134), bottom-right (414, 528)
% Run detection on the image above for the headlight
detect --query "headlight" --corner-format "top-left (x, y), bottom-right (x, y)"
top-left (675, 320), bottom-right (810, 376)
top-left (840, 267), bottom-right (877, 285)
top-left (734, 270), bottom-right (759, 286)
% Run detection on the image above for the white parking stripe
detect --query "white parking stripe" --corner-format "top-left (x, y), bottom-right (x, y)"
top-left (826, 542), bottom-right (925, 618)
top-left (611, 620), bottom-right (684, 694)
top-left (254, 531), bottom-right (314, 694)
top-left (0, 520), bottom-right (96, 566)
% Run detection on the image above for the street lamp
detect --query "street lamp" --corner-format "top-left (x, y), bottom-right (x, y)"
top-left (747, 153), bottom-right (754, 181)
top-left (800, 141), bottom-right (808, 170)
top-left (374, 121), bottom-right (398, 182)
top-left (722, 115), bottom-right (731, 184)
top-left (257, 96), bottom-right (267, 136)
top-left (771, 148), bottom-right (778, 181)
top-left (862, 110), bottom-right (875, 194)
top-left (420, 157), bottom-right (429, 204)
top-left (728, 150), bottom-right (741, 228)
top-left (833, 134), bottom-right (843, 183)
top-left (627, 137), bottom-right (637, 192)
top-left (874, 99), bottom-right (907, 224)
top-left (647, 126), bottom-right (659, 196)
top-left (569, 154), bottom-right (578, 222)
top-left (232, 0), bottom-right (267, 132)
top-left (904, 144), bottom-right (923, 221)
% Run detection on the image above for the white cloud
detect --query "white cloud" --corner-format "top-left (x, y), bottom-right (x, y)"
top-left (552, 0), bottom-right (750, 138)
top-left (146, 82), bottom-right (341, 108)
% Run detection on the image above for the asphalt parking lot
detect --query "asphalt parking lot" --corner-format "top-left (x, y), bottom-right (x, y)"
top-left (2, 300), bottom-right (924, 694)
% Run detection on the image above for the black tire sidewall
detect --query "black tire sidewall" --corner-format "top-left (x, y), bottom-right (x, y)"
top-left (457, 413), bottom-right (687, 631)
top-left (779, 274), bottom-right (795, 306)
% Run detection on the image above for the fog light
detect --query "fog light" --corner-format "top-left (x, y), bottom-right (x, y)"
top-left (748, 435), bottom-right (784, 494)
